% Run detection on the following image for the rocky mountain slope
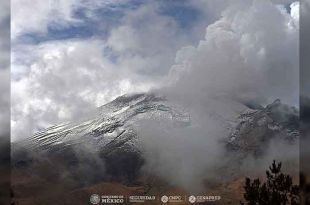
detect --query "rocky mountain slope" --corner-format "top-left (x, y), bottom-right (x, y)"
top-left (227, 99), bottom-right (299, 156)
top-left (11, 93), bottom-right (299, 204)
top-left (25, 93), bottom-right (190, 152)
top-left (12, 93), bottom-right (299, 175)
top-left (12, 93), bottom-right (191, 185)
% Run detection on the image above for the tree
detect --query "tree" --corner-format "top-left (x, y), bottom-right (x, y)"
top-left (241, 160), bottom-right (299, 205)
top-left (300, 173), bottom-right (310, 205)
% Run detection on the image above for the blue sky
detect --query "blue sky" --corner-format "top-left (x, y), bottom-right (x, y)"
top-left (11, 0), bottom-right (210, 80)
top-left (13, 0), bottom-right (204, 45)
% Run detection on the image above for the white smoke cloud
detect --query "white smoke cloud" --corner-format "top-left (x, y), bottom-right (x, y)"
top-left (167, 0), bottom-right (299, 106)
top-left (134, 0), bottom-right (299, 191)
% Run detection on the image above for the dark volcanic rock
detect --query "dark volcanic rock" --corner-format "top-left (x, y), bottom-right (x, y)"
top-left (226, 99), bottom-right (299, 156)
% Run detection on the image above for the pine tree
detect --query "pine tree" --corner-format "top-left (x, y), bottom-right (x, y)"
top-left (241, 160), bottom-right (299, 205)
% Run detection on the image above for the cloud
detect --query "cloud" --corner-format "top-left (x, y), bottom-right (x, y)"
top-left (290, 1), bottom-right (300, 21)
top-left (11, 39), bottom-right (157, 140)
top-left (11, 0), bottom-right (133, 40)
top-left (11, 0), bottom-right (299, 148)
top-left (167, 0), bottom-right (299, 106)
top-left (106, 3), bottom-right (187, 76)
top-left (12, 0), bottom-right (76, 39)
top-left (134, 0), bottom-right (299, 191)
top-left (12, 0), bottom-right (220, 141)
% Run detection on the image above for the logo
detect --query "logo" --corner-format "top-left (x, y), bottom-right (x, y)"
top-left (161, 195), bottom-right (169, 203)
top-left (90, 194), bottom-right (101, 205)
top-left (102, 195), bottom-right (124, 204)
top-left (195, 195), bottom-right (221, 203)
top-left (189, 195), bottom-right (196, 204)
top-left (129, 195), bottom-right (156, 203)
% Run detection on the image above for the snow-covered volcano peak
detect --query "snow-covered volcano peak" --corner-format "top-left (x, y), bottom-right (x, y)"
top-left (24, 93), bottom-right (190, 153)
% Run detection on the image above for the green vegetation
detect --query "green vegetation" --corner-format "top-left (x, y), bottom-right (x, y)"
top-left (241, 160), bottom-right (299, 205)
